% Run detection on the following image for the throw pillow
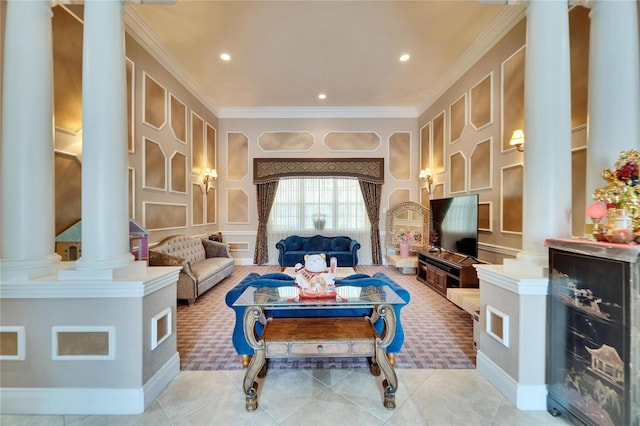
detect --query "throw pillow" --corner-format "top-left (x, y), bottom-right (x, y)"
top-left (331, 237), bottom-right (351, 251)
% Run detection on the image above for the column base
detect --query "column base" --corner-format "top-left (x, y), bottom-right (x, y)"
top-left (0, 253), bottom-right (61, 281)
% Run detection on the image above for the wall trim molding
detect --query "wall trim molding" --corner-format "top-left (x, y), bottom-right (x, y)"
top-left (0, 353), bottom-right (179, 415)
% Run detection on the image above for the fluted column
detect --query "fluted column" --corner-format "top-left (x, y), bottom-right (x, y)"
top-left (586, 0), bottom-right (640, 203)
top-left (74, 0), bottom-right (134, 271)
top-left (504, 0), bottom-right (573, 277)
top-left (0, 0), bottom-right (60, 280)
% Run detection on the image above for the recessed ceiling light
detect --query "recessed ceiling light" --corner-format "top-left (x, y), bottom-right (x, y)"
top-left (220, 53), bottom-right (231, 61)
top-left (399, 54), bottom-right (410, 62)
top-left (318, 93), bottom-right (327, 100)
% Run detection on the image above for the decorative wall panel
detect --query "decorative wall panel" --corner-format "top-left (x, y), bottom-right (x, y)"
top-left (324, 132), bottom-right (380, 151)
top-left (389, 132), bottom-right (411, 180)
top-left (229, 242), bottom-right (250, 252)
top-left (52, 326), bottom-right (114, 360)
top-left (389, 189), bottom-right (410, 211)
top-left (420, 188), bottom-right (429, 207)
top-left (142, 72), bottom-right (166, 130)
top-left (170, 152), bottom-right (186, 193)
top-left (433, 183), bottom-right (444, 200)
top-left (470, 73), bottom-right (493, 130)
top-left (191, 112), bottom-right (204, 173)
top-left (52, 7), bottom-right (83, 133)
top-left (420, 123), bottom-right (431, 170)
top-left (569, 7), bottom-right (590, 128)
top-left (228, 132), bottom-right (249, 181)
top-left (144, 202), bottom-right (187, 230)
top-left (432, 112), bottom-right (445, 174)
top-left (259, 131), bottom-right (314, 151)
top-left (450, 152), bottom-right (466, 194)
top-left (55, 151), bottom-right (81, 235)
top-left (501, 164), bottom-right (523, 233)
top-left (206, 123), bottom-right (216, 169)
top-left (449, 94), bottom-right (466, 143)
top-left (206, 188), bottom-right (216, 224)
top-left (126, 58), bottom-right (134, 152)
top-left (128, 167), bottom-right (135, 219)
top-left (479, 202), bottom-right (492, 232)
top-left (470, 138), bottom-right (492, 191)
top-left (571, 148), bottom-right (587, 237)
top-left (192, 183), bottom-right (203, 225)
top-left (143, 137), bottom-right (166, 190)
top-left (502, 47), bottom-right (525, 152)
top-left (227, 189), bottom-right (249, 223)
top-left (170, 94), bottom-right (187, 144)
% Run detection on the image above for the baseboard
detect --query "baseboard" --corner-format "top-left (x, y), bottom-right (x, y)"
top-left (476, 350), bottom-right (548, 411)
top-left (0, 352), bottom-right (180, 415)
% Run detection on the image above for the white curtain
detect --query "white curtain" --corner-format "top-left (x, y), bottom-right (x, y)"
top-left (267, 177), bottom-right (372, 265)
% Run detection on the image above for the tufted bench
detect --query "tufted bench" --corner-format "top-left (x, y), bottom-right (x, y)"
top-left (275, 235), bottom-right (361, 268)
top-left (149, 235), bottom-right (234, 305)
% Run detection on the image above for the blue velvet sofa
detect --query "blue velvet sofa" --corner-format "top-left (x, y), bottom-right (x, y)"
top-left (224, 272), bottom-right (410, 365)
top-left (275, 235), bottom-right (361, 267)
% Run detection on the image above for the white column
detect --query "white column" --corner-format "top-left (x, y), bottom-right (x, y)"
top-left (586, 0), bottom-right (640, 204)
top-left (0, 0), bottom-right (60, 280)
top-left (74, 0), bottom-right (134, 272)
top-left (504, 0), bottom-right (573, 277)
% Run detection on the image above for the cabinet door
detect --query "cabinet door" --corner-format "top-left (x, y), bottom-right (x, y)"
top-left (548, 248), bottom-right (629, 426)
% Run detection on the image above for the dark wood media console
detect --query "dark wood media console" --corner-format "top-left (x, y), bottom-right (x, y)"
top-left (417, 249), bottom-right (481, 296)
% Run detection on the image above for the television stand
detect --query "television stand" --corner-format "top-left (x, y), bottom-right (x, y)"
top-left (416, 249), bottom-right (481, 297)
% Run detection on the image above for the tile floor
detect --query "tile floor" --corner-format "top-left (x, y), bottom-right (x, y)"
top-left (1, 368), bottom-right (572, 425)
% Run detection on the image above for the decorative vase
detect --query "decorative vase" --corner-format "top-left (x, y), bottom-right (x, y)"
top-left (605, 209), bottom-right (634, 244)
top-left (399, 242), bottom-right (410, 258)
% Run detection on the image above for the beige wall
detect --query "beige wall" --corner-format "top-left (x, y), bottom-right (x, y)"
top-left (418, 9), bottom-right (590, 264)
top-left (218, 116), bottom-right (419, 263)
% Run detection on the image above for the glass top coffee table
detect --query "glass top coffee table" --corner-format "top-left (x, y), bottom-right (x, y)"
top-left (233, 285), bottom-right (405, 412)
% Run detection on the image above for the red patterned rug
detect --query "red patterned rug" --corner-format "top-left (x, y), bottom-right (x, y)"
top-left (177, 265), bottom-right (475, 370)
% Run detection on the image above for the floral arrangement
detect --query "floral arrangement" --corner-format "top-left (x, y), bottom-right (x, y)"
top-left (397, 229), bottom-right (417, 244)
top-left (593, 149), bottom-right (640, 233)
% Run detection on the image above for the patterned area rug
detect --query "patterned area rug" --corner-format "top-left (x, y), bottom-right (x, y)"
top-left (177, 265), bottom-right (476, 370)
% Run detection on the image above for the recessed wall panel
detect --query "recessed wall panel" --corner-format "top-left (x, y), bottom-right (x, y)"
top-left (432, 113), bottom-right (445, 174)
top-left (470, 139), bottom-right (492, 191)
top-left (470, 73), bottom-right (492, 130)
top-left (501, 164), bottom-right (523, 233)
top-left (144, 202), bottom-right (187, 230)
top-left (450, 152), bottom-right (466, 193)
top-left (259, 131), bottom-right (314, 151)
top-left (324, 132), bottom-right (379, 151)
top-left (389, 132), bottom-right (410, 180)
top-left (228, 133), bottom-right (249, 180)
top-left (502, 47), bottom-right (525, 152)
top-left (227, 189), bottom-right (249, 223)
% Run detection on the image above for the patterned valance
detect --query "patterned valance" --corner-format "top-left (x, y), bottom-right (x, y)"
top-left (253, 158), bottom-right (385, 184)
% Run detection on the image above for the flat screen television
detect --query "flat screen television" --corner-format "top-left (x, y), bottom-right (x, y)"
top-left (429, 194), bottom-right (479, 258)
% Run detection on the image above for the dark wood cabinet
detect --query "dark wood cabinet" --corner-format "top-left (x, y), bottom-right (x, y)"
top-left (546, 239), bottom-right (640, 426)
top-left (417, 250), bottom-right (480, 297)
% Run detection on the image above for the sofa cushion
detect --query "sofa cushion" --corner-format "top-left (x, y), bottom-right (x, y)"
top-left (330, 237), bottom-right (351, 251)
top-left (155, 235), bottom-right (206, 264)
top-left (191, 257), bottom-right (234, 283)
top-left (307, 235), bottom-right (326, 251)
top-left (285, 236), bottom-right (304, 251)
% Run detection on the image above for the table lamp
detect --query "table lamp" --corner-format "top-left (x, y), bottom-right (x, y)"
top-left (586, 202), bottom-right (607, 241)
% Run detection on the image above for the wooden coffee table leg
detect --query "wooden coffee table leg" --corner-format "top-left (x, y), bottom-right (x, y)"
top-left (242, 307), bottom-right (267, 411)
top-left (374, 305), bottom-right (398, 409)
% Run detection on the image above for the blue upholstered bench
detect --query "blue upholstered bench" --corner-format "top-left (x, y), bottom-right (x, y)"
top-left (224, 272), bottom-right (410, 367)
top-left (275, 235), bottom-right (361, 267)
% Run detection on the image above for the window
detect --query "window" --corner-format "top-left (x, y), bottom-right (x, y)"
top-left (269, 177), bottom-right (370, 232)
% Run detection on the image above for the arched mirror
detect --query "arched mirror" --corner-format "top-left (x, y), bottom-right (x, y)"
top-left (385, 201), bottom-right (430, 251)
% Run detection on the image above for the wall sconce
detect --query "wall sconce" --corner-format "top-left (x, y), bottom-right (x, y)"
top-left (202, 168), bottom-right (217, 192)
top-left (419, 168), bottom-right (433, 192)
top-left (509, 129), bottom-right (525, 152)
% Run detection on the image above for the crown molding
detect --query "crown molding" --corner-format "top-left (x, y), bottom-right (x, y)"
top-left (416, 4), bottom-right (527, 116)
top-left (123, 7), bottom-right (221, 115)
top-left (218, 106), bottom-right (418, 119)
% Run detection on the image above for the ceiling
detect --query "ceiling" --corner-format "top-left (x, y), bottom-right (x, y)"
top-left (125, 1), bottom-right (525, 117)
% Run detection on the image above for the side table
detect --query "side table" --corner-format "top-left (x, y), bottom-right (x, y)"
top-left (386, 254), bottom-right (418, 274)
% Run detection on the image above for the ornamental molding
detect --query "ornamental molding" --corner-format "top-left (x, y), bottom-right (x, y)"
top-left (253, 158), bottom-right (384, 184)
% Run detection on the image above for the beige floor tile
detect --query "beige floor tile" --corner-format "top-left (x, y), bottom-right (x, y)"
top-left (279, 388), bottom-right (384, 426)
top-left (257, 369), bottom-right (332, 422)
top-left (156, 370), bottom-right (240, 422)
top-left (491, 399), bottom-right (572, 426)
top-left (63, 401), bottom-right (170, 426)
top-left (171, 391), bottom-right (278, 426)
top-left (0, 415), bottom-right (65, 426)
